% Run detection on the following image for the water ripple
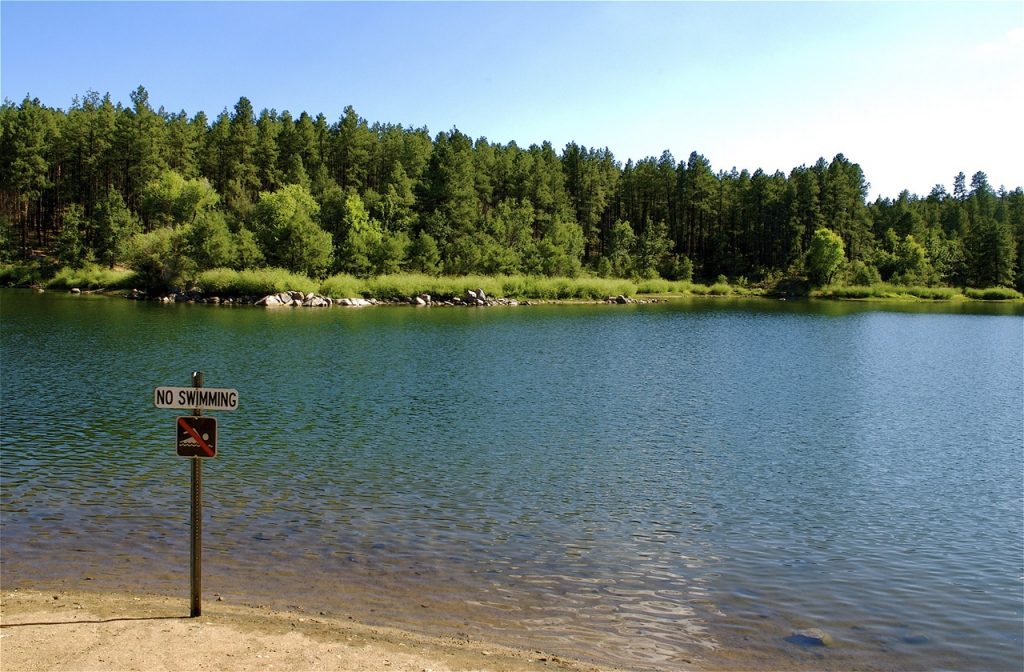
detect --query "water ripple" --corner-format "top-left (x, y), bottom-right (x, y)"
top-left (2, 292), bottom-right (1022, 671)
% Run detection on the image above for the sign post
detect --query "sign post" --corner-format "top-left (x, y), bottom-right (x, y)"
top-left (154, 373), bottom-right (237, 618)
top-left (190, 370), bottom-right (203, 618)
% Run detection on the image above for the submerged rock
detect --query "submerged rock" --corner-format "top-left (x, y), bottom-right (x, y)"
top-left (901, 634), bottom-right (929, 645)
top-left (785, 628), bottom-right (833, 647)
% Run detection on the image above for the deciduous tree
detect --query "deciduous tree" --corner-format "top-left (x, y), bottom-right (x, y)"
top-left (806, 227), bottom-right (845, 285)
top-left (252, 184), bottom-right (332, 276)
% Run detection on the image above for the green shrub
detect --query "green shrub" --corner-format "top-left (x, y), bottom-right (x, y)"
top-left (845, 260), bottom-right (882, 286)
top-left (637, 281), bottom-right (755, 297)
top-left (126, 226), bottom-right (194, 293)
top-left (319, 273), bottom-right (365, 298)
top-left (570, 276), bottom-right (635, 299)
top-left (434, 274), bottom-right (505, 299)
top-left (193, 268), bottom-right (239, 295)
top-left (635, 278), bottom-right (672, 294)
top-left (357, 273), bottom-right (426, 299)
top-left (636, 279), bottom-right (709, 295)
top-left (195, 267), bottom-right (318, 297)
top-left (817, 285), bottom-right (880, 299)
top-left (500, 275), bottom-right (633, 299)
top-left (0, 262), bottom-right (44, 287)
top-left (319, 273), bottom-right (639, 301)
top-left (45, 265), bottom-right (137, 290)
top-left (519, 277), bottom-right (561, 299)
top-left (904, 286), bottom-right (958, 300)
top-left (817, 283), bottom-right (965, 301)
top-left (360, 273), bottom-right (498, 300)
top-left (502, 275), bottom-right (634, 299)
top-left (964, 286), bottom-right (1023, 301)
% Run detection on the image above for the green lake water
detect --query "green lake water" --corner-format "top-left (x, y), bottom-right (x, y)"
top-left (1, 289), bottom-right (1022, 670)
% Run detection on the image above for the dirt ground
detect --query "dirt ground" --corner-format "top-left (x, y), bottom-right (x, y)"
top-left (0, 589), bottom-right (616, 672)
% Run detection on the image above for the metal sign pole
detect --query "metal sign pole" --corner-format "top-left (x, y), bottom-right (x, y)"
top-left (190, 370), bottom-right (203, 617)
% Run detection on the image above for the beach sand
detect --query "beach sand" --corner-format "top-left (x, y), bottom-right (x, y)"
top-left (0, 589), bottom-right (616, 672)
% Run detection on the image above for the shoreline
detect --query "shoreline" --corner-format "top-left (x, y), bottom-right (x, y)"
top-left (4, 263), bottom-right (1021, 307)
top-left (8, 285), bottom-right (1024, 311)
top-left (1, 588), bottom-right (620, 672)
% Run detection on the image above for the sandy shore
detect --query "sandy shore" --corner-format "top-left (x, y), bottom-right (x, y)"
top-left (0, 589), bottom-right (616, 672)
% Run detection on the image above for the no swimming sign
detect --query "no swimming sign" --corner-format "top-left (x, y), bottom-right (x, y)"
top-left (155, 386), bottom-right (238, 411)
top-left (176, 416), bottom-right (216, 458)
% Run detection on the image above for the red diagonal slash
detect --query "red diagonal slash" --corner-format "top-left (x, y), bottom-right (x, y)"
top-left (178, 417), bottom-right (215, 457)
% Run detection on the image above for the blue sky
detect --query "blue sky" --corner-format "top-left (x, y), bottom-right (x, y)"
top-left (2, 1), bottom-right (1022, 199)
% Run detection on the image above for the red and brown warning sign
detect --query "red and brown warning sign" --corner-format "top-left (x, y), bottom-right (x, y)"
top-left (176, 416), bottom-right (217, 458)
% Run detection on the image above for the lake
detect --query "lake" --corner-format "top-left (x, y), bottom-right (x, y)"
top-left (1, 289), bottom-right (1021, 670)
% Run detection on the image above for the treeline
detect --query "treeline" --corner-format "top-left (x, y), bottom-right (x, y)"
top-left (1, 86), bottom-right (1021, 291)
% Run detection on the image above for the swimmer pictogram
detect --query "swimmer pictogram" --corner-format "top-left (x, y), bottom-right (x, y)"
top-left (176, 416), bottom-right (217, 457)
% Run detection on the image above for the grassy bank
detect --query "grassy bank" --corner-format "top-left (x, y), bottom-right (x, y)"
top-left (5, 261), bottom-right (1021, 303)
top-left (350, 273), bottom-right (637, 301)
top-left (813, 283), bottom-right (1022, 302)
top-left (962, 286), bottom-right (1024, 301)
top-left (195, 269), bottom-right (638, 301)
top-left (635, 278), bottom-right (762, 297)
top-left (196, 267), bottom-right (319, 296)
top-left (0, 262), bottom-right (138, 291)
top-left (45, 265), bottom-right (138, 291)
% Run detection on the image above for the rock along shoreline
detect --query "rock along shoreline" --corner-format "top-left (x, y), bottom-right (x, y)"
top-left (111, 286), bottom-right (663, 308)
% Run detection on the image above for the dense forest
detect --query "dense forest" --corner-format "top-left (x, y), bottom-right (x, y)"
top-left (1, 86), bottom-right (1021, 292)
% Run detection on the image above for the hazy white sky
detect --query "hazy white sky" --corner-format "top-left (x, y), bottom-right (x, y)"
top-left (2, 1), bottom-right (1021, 199)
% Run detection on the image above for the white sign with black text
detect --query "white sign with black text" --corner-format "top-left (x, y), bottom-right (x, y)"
top-left (154, 386), bottom-right (239, 411)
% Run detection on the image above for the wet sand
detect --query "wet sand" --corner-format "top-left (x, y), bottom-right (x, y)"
top-left (0, 589), bottom-right (617, 672)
